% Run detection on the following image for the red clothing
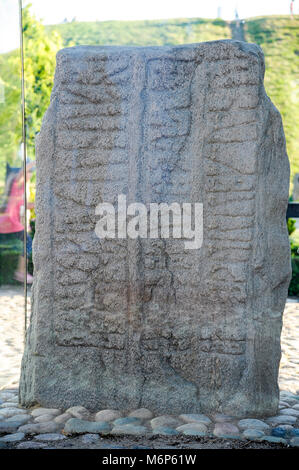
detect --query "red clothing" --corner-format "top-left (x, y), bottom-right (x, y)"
top-left (0, 178), bottom-right (24, 233)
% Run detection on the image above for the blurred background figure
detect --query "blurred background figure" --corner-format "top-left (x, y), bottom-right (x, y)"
top-left (0, 161), bottom-right (35, 284)
top-left (291, 0), bottom-right (295, 18)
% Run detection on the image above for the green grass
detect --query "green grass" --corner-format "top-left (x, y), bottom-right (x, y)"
top-left (1, 15), bottom-right (298, 194)
top-left (245, 16), bottom-right (299, 192)
top-left (46, 18), bottom-right (231, 47)
top-left (46, 16), bottom-right (299, 193)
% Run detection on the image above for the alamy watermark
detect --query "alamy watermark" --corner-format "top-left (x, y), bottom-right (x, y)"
top-left (95, 194), bottom-right (203, 250)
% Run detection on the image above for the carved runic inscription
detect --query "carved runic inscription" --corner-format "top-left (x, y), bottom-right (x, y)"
top-left (20, 42), bottom-right (291, 417)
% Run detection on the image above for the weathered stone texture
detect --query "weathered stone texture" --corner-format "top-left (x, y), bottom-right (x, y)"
top-left (20, 41), bottom-right (291, 417)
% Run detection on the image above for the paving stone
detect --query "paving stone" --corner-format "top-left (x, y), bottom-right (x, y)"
top-left (113, 417), bottom-right (142, 426)
top-left (0, 432), bottom-right (25, 442)
top-left (18, 421), bottom-right (60, 435)
top-left (17, 441), bottom-right (47, 449)
top-left (213, 422), bottom-right (240, 438)
top-left (243, 429), bottom-right (265, 439)
top-left (179, 414), bottom-right (211, 425)
top-left (31, 408), bottom-right (61, 417)
top-left (95, 410), bottom-right (122, 422)
top-left (81, 433), bottom-right (100, 444)
top-left (152, 426), bottom-right (179, 436)
top-left (150, 416), bottom-right (182, 429)
top-left (267, 415), bottom-right (297, 426)
top-left (54, 413), bottom-right (72, 424)
top-left (63, 418), bottom-right (111, 435)
top-left (65, 406), bottom-right (90, 420)
top-left (128, 408), bottom-right (153, 420)
top-left (110, 424), bottom-right (149, 436)
top-left (176, 423), bottom-right (208, 436)
top-left (238, 419), bottom-right (270, 431)
top-left (34, 433), bottom-right (67, 441)
top-left (290, 437), bottom-right (299, 447)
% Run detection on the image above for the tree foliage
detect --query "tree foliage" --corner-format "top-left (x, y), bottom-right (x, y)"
top-left (22, 4), bottom-right (63, 158)
top-left (0, 3), bottom-right (63, 187)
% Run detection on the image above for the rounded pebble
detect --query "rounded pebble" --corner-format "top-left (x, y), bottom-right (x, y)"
top-left (128, 408), bottom-right (153, 420)
top-left (290, 437), bottom-right (299, 447)
top-left (213, 414), bottom-right (233, 423)
top-left (34, 413), bottom-right (58, 423)
top-left (176, 423), bottom-right (207, 436)
top-left (150, 415), bottom-right (181, 429)
top-left (31, 408), bottom-right (61, 418)
top-left (65, 406), bottom-right (90, 420)
top-left (213, 422), bottom-right (239, 438)
top-left (279, 401), bottom-right (290, 408)
top-left (6, 414), bottom-right (31, 425)
top-left (0, 421), bottom-right (27, 433)
top-left (179, 414), bottom-right (211, 425)
top-left (0, 432), bottom-right (25, 442)
top-left (0, 408), bottom-right (27, 418)
top-left (267, 415), bottom-right (297, 426)
top-left (238, 419), bottom-right (270, 431)
top-left (271, 427), bottom-right (287, 438)
top-left (95, 410), bottom-right (122, 422)
top-left (243, 429), bottom-right (265, 439)
top-left (54, 413), bottom-right (72, 424)
top-left (113, 417), bottom-right (141, 426)
top-left (280, 408), bottom-right (299, 417)
top-left (152, 426), bottom-right (179, 436)
top-left (64, 418), bottom-right (111, 435)
top-left (284, 399), bottom-right (299, 406)
top-left (0, 402), bottom-right (20, 408)
top-left (18, 421), bottom-right (60, 435)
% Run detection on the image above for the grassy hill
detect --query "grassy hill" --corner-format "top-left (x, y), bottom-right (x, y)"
top-left (1, 13), bottom-right (298, 193)
top-left (245, 16), bottom-right (299, 192)
top-left (46, 16), bottom-right (299, 191)
top-left (46, 18), bottom-right (231, 46)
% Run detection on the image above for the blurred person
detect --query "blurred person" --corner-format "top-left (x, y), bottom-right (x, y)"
top-left (291, 0), bottom-right (295, 18)
top-left (0, 161), bottom-right (35, 283)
